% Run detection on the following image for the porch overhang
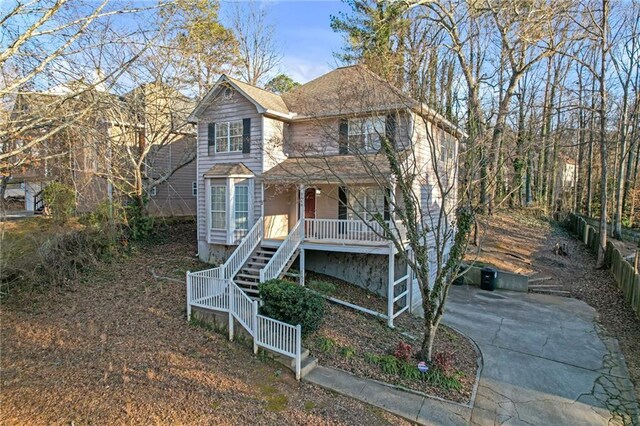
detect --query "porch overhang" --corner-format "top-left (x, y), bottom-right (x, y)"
top-left (262, 155), bottom-right (394, 185)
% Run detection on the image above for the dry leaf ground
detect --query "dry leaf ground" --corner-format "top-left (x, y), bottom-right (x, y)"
top-left (1, 221), bottom-right (408, 425)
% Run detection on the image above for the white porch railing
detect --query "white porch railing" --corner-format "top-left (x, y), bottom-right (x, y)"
top-left (304, 219), bottom-right (392, 244)
top-left (260, 220), bottom-right (303, 282)
top-left (186, 217), bottom-right (262, 320)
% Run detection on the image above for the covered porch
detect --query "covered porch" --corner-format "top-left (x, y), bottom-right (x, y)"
top-left (261, 156), bottom-right (414, 327)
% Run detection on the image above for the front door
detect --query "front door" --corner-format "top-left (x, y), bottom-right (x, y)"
top-left (305, 188), bottom-right (316, 219)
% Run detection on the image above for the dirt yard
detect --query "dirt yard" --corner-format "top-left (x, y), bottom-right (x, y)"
top-left (467, 209), bottom-right (640, 400)
top-left (1, 222), bottom-right (408, 425)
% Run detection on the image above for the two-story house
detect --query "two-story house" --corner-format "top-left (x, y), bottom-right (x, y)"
top-left (187, 65), bottom-right (464, 326)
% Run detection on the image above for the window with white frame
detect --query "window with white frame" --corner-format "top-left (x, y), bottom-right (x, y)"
top-left (215, 120), bottom-right (243, 153)
top-left (348, 116), bottom-right (385, 152)
top-left (210, 186), bottom-right (226, 229)
top-left (192, 181), bottom-right (197, 196)
top-left (440, 130), bottom-right (456, 170)
top-left (348, 187), bottom-right (385, 221)
top-left (234, 185), bottom-right (249, 230)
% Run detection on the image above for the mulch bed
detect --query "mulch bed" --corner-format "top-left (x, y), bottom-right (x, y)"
top-left (304, 273), bottom-right (478, 404)
top-left (1, 222), bottom-right (409, 425)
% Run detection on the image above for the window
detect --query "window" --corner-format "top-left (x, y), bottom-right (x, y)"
top-left (210, 186), bottom-right (226, 229)
top-left (348, 116), bottom-right (385, 152)
top-left (150, 186), bottom-right (157, 197)
top-left (234, 185), bottom-right (249, 230)
top-left (348, 187), bottom-right (385, 221)
top-left (440, 131), bottom-right (456, 170)
top-left (215, 120), bottom-right (243, 153)
top-left (192, 181), bottom-right (197, 197)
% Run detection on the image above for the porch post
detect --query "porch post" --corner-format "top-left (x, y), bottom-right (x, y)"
top-left (389, 176), bottom-right (397, 237)
top-left (387, 250), bottom-right (395, 328)
top-left (298, 184), bottom-right (305, 228)
top-left (299, 248), bottom-right (305, 286)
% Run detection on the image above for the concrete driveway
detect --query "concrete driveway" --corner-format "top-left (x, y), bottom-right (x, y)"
top-left (444, 286), bottom-right (639, 426)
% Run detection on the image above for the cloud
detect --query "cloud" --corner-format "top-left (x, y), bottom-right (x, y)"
top-left (280, 56), bottom-right (333, 83)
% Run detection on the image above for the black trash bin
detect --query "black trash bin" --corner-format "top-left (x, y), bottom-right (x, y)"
top-left (480, 267), bottom-right (498, 291)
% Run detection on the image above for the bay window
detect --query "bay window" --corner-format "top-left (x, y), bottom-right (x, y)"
top-left (210, 186), bottom-right (226, 229)
top-left (234, 185), bottom-right (249, 230)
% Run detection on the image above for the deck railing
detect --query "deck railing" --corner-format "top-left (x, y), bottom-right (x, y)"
top-left (260, 220), bottom-right (303, 282)
top-left (305, 218), bottom-right (398, 244)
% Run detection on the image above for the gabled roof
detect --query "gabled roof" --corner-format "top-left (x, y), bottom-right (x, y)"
top-left (189, 65), bottom-right (467, 138)
top-left (281, 65), bottom-right (409, 118)
top-left (189, 75), bottom-right (291, 122)
top-left (203, 162), bottom-right (254, 178)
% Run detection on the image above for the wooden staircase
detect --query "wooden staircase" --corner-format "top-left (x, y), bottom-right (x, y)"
top-left (233, 244), bottom-right (301, 299)
top-left (234, 245), bottom-right (277, 298)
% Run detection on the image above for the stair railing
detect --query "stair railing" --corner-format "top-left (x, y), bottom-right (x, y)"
top-left (259, 220), bottom-right (303, 283)
top-left (186, 217), bottom-right (263, 319)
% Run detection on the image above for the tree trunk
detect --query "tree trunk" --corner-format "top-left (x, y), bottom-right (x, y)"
top-left (596, 0), bottom-right (609, 269)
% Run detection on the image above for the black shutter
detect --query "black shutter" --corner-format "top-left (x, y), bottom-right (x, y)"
top-left (384, 187), bottom-right (391, 221)
top-left (339, 119), bottom-right (349, 154)
top-left (338, 186), bottom-right (348, 219)
top-left (242, 118), bottom-right (251, 153)
top-left (208, 123), bottom-right (216, 155)
top-left (385, 114), bottom-right (396, 149)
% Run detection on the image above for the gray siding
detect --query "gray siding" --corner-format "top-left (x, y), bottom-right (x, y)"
top-left (196, 89), bottom-right (262, 245)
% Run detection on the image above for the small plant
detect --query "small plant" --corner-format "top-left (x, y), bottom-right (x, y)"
top-left (378, 355), bottom-right (399, 375)
top-left (393, 341), bottom-right (413, 362)
top-left (432, 351), bottom-right (456, 376)
top-left (364, 352), bottom-right (380, 364)
top-left (341, 346), bottom-right (356, 359)
top-left (399, 361), bottom-right (421, 380)
top-left (317, 336), bottom-right (336, 353)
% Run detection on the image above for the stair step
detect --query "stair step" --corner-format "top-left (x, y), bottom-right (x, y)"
top-left (290, 349), bottom-right (310, 367)
top-left (529, 284), bottom-right (562, 288)
top-left (530, 289), bottom-right (571, 296)
top-left (235, 280), bottom-right (261, 290)
top-left (236, 272), bottom-right (260, 282)
top-left (299, 357), bottom-right (318, 378)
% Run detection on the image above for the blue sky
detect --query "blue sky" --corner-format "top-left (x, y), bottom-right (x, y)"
top-left (220, 1), bottom-right (350, 83)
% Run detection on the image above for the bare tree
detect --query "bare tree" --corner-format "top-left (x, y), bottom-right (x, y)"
top-left (229, 2), bottom-right (281, 86)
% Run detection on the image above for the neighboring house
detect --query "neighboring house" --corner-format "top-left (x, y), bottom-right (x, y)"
top-left (187, 65), bottom-right (464, 326)
top-left (3, 84), bottom-right (197, 217)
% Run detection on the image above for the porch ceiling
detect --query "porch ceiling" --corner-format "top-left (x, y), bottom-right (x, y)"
top-left (262, 155), bottom-right (394, 185)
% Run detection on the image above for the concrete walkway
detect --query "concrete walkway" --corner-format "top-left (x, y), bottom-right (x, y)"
top-left (305, 365), bottom-right (472, 425)
top-left (444, 285), bottom-right (639, 426)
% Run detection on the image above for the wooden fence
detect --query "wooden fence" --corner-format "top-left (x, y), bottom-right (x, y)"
top-left (565, 214), bottom-right (640, 318)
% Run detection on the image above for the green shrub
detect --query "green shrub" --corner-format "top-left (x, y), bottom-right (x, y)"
top-left (125, 197), bottom-right (154, 241)
top-left (364, 352), bottom-right (381, 365)
top-left (43, 182), bottom-right (75, 224)
top-left (259, 279), bottom-right (325, 336)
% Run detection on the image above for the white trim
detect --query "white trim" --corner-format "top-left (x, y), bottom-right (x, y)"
top-left (209, 184), bottom-right (227, 231)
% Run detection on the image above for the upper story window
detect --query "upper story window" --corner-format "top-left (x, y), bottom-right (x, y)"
top-left (215, 120), bottom-right (243, 153)
top-left (348, 116), bottom-right (386, 153)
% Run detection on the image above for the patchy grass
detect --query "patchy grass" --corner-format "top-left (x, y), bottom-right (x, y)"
top-left (1, 221), bottom-right (409, 425)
